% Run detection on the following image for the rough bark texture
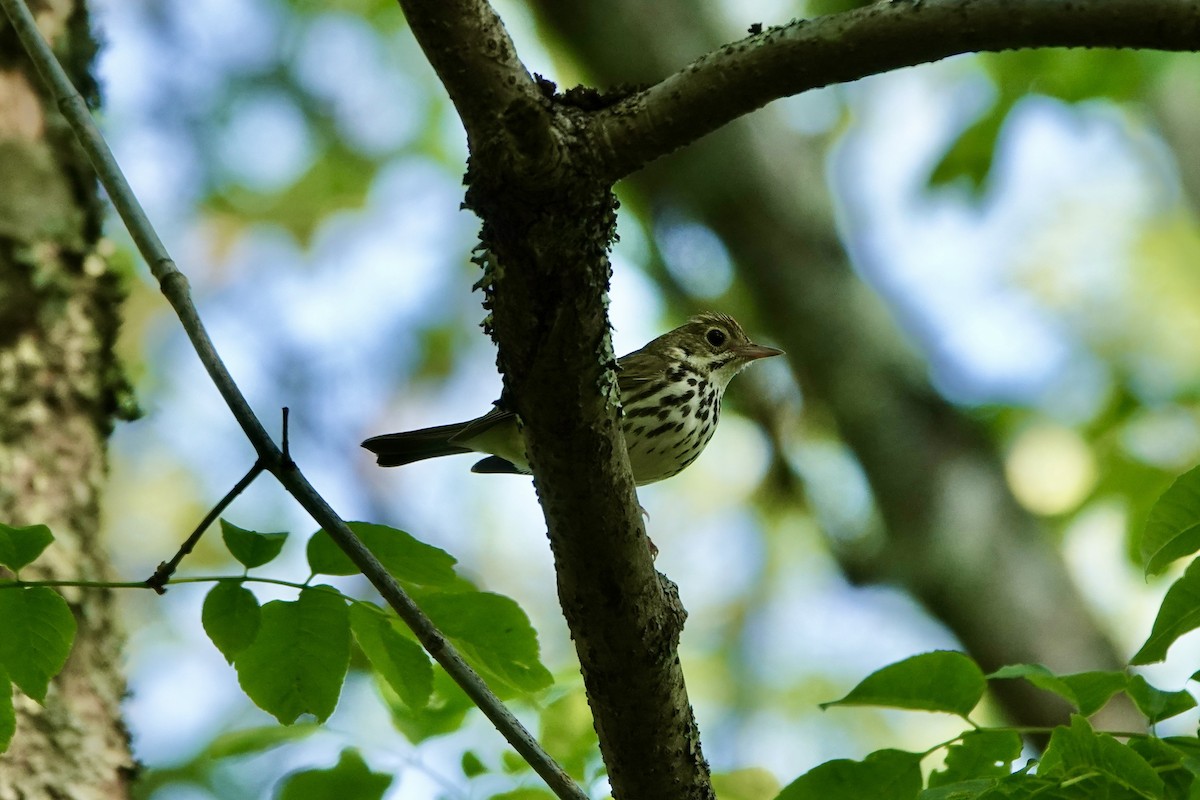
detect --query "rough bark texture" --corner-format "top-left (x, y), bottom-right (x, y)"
top-left (467, 106), bottom-right (716, 798)
top-left (394, 0), bottom-right (717, 794)
top-left (531, 0), bottom-right (1141, 731)
top-left (0, 4), bottom-right (135, 797)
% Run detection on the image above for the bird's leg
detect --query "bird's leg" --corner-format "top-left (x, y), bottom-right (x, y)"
top-left (637, 504), bottom-right (659, 559)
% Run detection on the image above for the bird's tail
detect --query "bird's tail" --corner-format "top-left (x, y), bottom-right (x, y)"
top-left (361, 423), bottom-right (475, 467)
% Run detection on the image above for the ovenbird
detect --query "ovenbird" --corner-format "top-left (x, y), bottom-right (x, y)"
top-left (362, 312), bottom-right (783, 485)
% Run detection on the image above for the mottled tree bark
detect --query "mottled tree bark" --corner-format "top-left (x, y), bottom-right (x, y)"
top-left (0, 3), bottom-right (135, 797)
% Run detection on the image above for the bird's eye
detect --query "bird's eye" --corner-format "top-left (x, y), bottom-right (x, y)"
top-left (705, 328), bottom-right (727, 347)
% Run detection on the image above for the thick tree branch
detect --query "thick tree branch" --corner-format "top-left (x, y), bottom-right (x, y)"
top-left (468, 172), bottom-right (714, 797)
top-left (0, 3), bottom-right (586, 797)
top-left (393, 0), bottom-right (544, 149)
top-left (590, 0), bottom-right (1200, 180)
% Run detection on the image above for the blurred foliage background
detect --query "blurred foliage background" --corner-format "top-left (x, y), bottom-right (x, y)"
top-left (89, 0), bottom-right (1200, 797)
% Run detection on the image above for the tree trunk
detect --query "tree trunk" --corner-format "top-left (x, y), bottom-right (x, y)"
top-left (0, 3), bottom-right (135, 796)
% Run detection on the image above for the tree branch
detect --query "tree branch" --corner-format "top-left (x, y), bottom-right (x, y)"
top-left (469, 180), bottom-right (714, 797)
top-left (590, 0), bottom-right (1200, 180)
top-left (0, 3), bottom-right (587, 797)
top-left (393, 0), bottom-right (543, 147)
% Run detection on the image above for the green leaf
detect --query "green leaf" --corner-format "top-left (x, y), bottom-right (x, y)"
top-left (1132, 558), bottom-right (1200, 664)
top-left (0, 586), bottom-right (76, 702)
top-left (220, 520), bottom-right (287, 569)
top-left (539, 690), bottom-right (600, 781)
top-left (1038, 716), bottom-right (1163, 799)
top-left (988, 663), bottom-right (1071, 700)
top-left (488, 790), bottom-right (556, 800)
top-left (420, 591), bottom-right (553, 695)
top-left (1162, 735), bottom-right (1200, 761)
top-left (0, 523), bottom-right (53, 572)
top-left (712, 767), bottom-right (781, 800)
top-left (1162, 735), bottom-right (1200, 789)
top-left (1057, 672), bottom-right (1134, 718)
top-left (206, 722), bottom-right (321, 759)
top-left (307, 522), bottom-right (458, 588)
top-left (776, 749), bottom-right (922, 800)
top-left (234, 587), bottom-right (349, 724)
top-left (202, 581), bottom-right (261, 663)
top-left (928, 730), bottom-right (1022, 788)
top-left (1140, 464), bottom-right (1200, 575)
top-left (277, 748), bottom-right (392, 800)
top-left (987, 665), bottom-right (1128, 717)
top-left (349, 601), bottom-right (432, 710)
top-left (917, 779), bottom-right (996, 800)
top-left (985, 49), bottom-right (1155, 105)
top-left (1125, 674), bottom-right (1196, 724)
top-left (928, 107), bottom-right (1005, 193)
top-left (0, 664), bottom-right (15, 754)
top-left (1164, 739), bottom-right (1200, 800)
top-left (918, 775), bottom-right (1042, 800)
top-left (1128, 736), bottom-right (1193, 800)
top-left (461, 750), bottom-right (487, 778)
top-left (384, 668), bottom-right (473, 744)
top-left (821, 652), bottom-right (985, 717)
top-left (501, 750), bottom-right (531, 773)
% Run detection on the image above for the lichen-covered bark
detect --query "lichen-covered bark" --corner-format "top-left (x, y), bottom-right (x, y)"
top-left (467, 137), bottom-right (715, 797)
top-left (0, 4), bottom-right (136, 797)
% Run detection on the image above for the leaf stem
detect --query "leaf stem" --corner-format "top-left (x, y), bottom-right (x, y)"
top-left (2, 575), bottom-right (333, 594)
top-left (920, 733), bottom-right (967, 758)
top-left (1, 579), bottom-right (153, 590)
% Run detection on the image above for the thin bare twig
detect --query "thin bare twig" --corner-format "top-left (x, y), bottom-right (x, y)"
top-left (281, 407), bottom-right (294, 468)
top-left (144, 460), bottom-right (265, 594)
top-left (0, 3), bottom-right (587, 797)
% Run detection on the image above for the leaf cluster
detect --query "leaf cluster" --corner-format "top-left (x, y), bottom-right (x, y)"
top-left (773, 464), bottom-right (1200, 800)
top-left (0, 523), bottom-right (76, 751)
top-left (0, 518), bottom-right (557, 778)
top-left (206, 519), bottom-right (554, 730)
top-left (780, 651), bottom-right (1198, 800)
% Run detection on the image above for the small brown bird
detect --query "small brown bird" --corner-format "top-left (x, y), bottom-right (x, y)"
top-left (362, 312), bottom-right (782, 485)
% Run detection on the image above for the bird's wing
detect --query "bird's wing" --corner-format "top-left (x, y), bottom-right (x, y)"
top-left (449, 405), bottom-right (517, 444)
top-left (616, 348), bottom-right (668, 394)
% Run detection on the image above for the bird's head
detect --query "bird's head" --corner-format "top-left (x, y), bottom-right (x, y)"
top-left (662, 312), bottom-right (783, 388)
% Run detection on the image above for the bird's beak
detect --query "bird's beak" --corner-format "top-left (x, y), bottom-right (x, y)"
top-left (739, 343), bottom-right (784, 361)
